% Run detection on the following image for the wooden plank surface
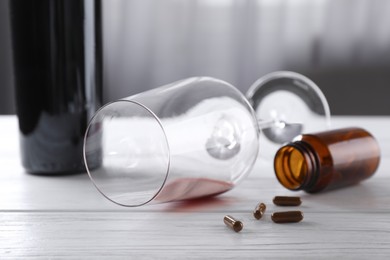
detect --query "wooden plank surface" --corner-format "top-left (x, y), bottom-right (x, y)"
top-left (1, 210), bottom-right (390, 259)
top-left (1, 116), bottom-right (390, 258)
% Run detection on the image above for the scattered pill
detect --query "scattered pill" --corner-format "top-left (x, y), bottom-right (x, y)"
top-left (253, 202), bottom-right (266, 220)
top-left (273, 196), bottom-right (302, 206)
top-left (223, 215), bottom-right (243, 232)
top-left (271, 211), bottom-right (304, 223)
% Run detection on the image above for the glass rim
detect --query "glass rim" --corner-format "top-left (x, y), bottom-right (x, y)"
top-left (83, 99), bottom-right (171, 207)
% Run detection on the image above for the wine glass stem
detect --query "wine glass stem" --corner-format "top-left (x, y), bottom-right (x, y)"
top-left (256, 118), bottom-right (278, 130)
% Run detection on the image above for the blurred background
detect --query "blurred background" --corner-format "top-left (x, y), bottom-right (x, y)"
top-left (1, 0), bottom-right (390, 115)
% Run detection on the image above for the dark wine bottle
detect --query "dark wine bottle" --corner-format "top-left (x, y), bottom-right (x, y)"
top-left (10, 0), bottom-right (102, 174)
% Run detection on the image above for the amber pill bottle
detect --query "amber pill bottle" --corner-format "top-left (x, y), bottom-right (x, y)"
top-left (274, 127), bottom-right (380, 193)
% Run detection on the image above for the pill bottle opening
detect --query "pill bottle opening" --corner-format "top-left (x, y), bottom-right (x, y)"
top-left (274, 145), bottom-right (309, 190)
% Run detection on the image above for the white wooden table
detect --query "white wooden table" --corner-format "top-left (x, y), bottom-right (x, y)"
top-left (1, 115), bottom-right (390, 259)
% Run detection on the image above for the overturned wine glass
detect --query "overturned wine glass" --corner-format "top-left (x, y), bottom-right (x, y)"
top-left (83, 72), bottom-right (330, 207)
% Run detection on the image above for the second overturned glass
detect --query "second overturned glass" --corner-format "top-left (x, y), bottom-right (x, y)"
top-left (84, 77), bottom-right (260, 206)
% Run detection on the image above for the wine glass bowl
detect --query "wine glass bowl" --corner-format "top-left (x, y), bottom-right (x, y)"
top-left (83, 77), bottom-right (259, 207)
